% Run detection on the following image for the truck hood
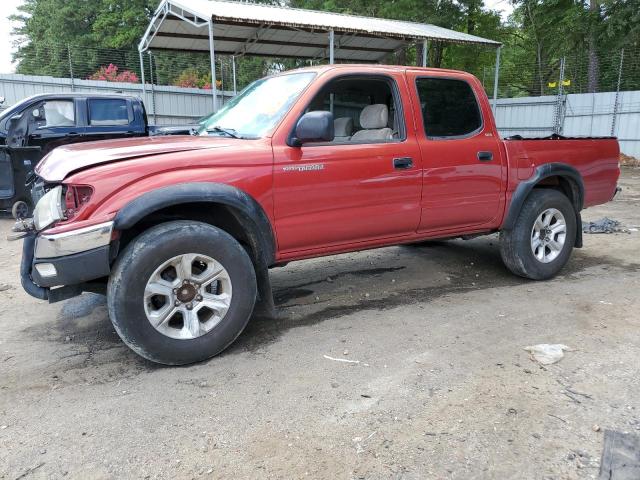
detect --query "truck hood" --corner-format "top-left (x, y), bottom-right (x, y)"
top-left (36, 136), bottom-right (234, 182)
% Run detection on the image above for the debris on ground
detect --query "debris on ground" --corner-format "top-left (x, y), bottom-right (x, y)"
top-left (524, 344), bottom-right (571, 365)
top-left (620, 153), bottom-right (640, 167)
top-left (583, 217), bottom-right (628, 234)
top-left (599, 430), bottom-right (640, 480)
top-left (0, 284), bottom-right (13, 292)
top-left (323, 355), bottom-right (369, 366)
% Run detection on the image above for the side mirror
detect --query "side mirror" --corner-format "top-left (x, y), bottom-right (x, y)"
top-left (290, 111), bottom-right (334, 147)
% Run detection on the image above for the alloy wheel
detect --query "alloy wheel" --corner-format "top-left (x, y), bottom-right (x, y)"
top-left (143, 253), bottom-right (232, 340)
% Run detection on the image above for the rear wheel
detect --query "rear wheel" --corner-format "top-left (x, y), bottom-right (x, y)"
top-left (500, 189), bottom-right (576, 280)
top-left (108, 221), bottom-right (257, 365)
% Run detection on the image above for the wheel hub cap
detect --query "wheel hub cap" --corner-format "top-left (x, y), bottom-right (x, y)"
top-left (143, 253), bottom-right (232, 340)
top-left (176, 282), bottom-right (197, 303)
top-left (531, 208), bottom-right (567, 264)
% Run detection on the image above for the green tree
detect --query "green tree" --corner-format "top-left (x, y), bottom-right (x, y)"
top-left (11, 0), bottom-right (155, 76)
top-left (10, 0), bottom-right (639, 96)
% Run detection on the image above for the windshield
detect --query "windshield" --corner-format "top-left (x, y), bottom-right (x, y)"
top-left (198, 72), bottom-right (315, 138)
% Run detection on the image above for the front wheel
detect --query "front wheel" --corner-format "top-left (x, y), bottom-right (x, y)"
top-left (500, 189), bottom-right (577, 280)
top-left (107, 221), bottom-right (257, 365)
top-left (12, 200), bottom-right (31, 219)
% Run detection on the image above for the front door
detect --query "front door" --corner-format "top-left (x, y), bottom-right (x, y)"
top-left (407, 72), bottom-right (505, 233)
top-left (26, 99), bottom-right (84, 155)
top-left (272, 72), bottom-right (423, 254)
top-left (0, 148), bottom-right (14, 199)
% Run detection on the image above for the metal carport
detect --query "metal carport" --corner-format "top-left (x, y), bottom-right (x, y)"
top-left (139, 0), bottom-right (502, 111)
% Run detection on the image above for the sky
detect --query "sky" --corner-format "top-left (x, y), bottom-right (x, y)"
top-left (1, 0), bottom-right (23, 74)
top-left (486, 0), bottom-right (515, 19)
top-left (0, 0), bottom-right (514, 74)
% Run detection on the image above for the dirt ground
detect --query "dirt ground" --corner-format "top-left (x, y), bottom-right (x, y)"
top-left (1, 168), bottom-right (639, 480)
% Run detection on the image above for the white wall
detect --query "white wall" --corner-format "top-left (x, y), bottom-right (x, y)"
top-left (2, 73), bottom-right (638, 157)
top-left (494, 91), bottom-right (640, 157)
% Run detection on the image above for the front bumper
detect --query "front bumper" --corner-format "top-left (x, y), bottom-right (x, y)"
top-left (31, 245), bottom-right (111, 288)
top-left (19, 221), bottom-right (114, 301)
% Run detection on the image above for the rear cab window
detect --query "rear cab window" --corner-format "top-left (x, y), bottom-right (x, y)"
top-left (88, 98), bottom-right (131, 126)
top-left (415, 77), bottom-right (482, 139)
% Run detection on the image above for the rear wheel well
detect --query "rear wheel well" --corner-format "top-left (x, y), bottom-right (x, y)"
top-left (116, 202), bottom-right (259, 266)
top-left (533, 175), bottom-right (582, 211)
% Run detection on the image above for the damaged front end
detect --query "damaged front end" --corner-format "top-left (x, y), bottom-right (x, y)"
top-left (9, 181), bottom-right (113, 303)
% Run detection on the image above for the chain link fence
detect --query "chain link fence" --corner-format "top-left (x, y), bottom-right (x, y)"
top-left (473, 47), bottom-right (639, 99)
top-left (13, 42), bottom-right (313, 94)
top-left (11, 42), bottom-right (640, 98)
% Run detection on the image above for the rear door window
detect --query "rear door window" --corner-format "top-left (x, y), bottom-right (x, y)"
top-left (416, 78), bottom-right (482, 138)
top-left (88, 99), bottom-right (130, 126)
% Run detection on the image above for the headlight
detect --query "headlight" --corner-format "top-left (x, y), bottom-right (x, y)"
top-left (33, 186), bottom-right (63, 231)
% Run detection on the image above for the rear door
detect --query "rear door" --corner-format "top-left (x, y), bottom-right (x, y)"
top-left (407, 72), bottom-right (506, 232)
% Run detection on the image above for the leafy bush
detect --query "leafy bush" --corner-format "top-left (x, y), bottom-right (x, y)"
top-left (89, 64), bottom-right (139, 83)
top-left (173, 68), bottom-right (222, 89)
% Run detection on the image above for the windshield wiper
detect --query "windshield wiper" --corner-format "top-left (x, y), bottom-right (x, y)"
top-left (206, 125), bottom-right (242, 139)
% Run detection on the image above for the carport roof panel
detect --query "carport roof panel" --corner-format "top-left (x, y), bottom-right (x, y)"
top-left (145, 0), bottom-right (501, 55)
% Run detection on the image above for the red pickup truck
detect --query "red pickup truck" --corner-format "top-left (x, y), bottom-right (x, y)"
top-left (12, 64), bottom-right (620, 365)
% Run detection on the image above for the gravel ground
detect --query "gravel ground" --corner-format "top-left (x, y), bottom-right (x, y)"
top-left (1, 167), bottom-right (639, 480)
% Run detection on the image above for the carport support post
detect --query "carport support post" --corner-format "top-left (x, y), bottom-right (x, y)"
top-left (329, 29), bottom-right (335, 64)
top-left (208, 20), bottom-right (218, 112)
top-left (328, 29), bottom-right (335, 113)
top-left (232, 55), bottom-right (237, 95)
top-left (422, 39), bottom-right (429, 67)
top-left (139, 49), bottom-right (147, 106)
top-left (492, 46), bottom-right (501, 113)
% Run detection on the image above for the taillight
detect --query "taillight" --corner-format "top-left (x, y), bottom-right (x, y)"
top-left (63, 185), bottom-right (94, 220)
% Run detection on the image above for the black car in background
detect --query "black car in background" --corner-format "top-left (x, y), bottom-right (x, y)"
top-left (0, 93), bottom-right (197, 218)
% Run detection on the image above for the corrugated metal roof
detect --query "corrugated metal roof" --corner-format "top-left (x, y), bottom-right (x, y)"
top-left (142, 0), bottom-right (500, 62)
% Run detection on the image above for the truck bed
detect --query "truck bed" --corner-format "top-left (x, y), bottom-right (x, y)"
top-left (503, 135), bottom-right (620, 208)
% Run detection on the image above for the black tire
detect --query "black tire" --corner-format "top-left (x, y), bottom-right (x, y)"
top-left (11, 200), bottom-right (30, 219)
top-left (107, 221), bottom-right (257, 365)
top-left (500, 189), bottom-right (576, 280)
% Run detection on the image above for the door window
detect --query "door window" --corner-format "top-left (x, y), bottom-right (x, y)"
top-left (38, 100), bottom-right (75, 127)
top-left (416, 78), bottom-right (482, 138)
top-left (88, 99), bottom-right (130, 126)
top-left (306, 76), bottom-right (404, 144)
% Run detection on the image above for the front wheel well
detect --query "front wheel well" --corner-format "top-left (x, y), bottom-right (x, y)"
top-left (116, 202), bottom-right (259, 266)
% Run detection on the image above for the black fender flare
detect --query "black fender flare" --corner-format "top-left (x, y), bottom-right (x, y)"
top-left (501, 163), bottom-right (584, 247)
top-left (113, 182), bottom-right (276, 267)
top-left (113, 182), bottom-right (278, 317)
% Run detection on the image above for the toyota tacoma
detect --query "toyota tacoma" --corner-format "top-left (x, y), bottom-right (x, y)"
top-left (11, 65), bottom-right (620, 365)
